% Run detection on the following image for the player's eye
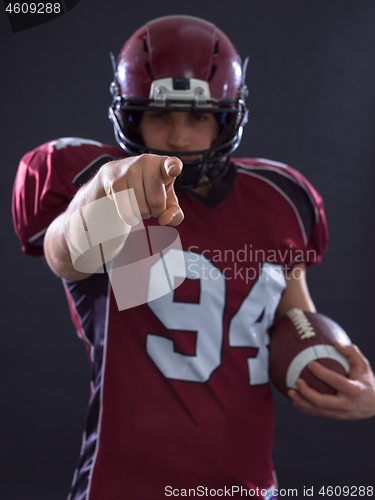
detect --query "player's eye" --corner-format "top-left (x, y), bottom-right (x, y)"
top-left (148, 112), bottom-right (166, 120)
top-left (191, 113), bottom-right (209, 122)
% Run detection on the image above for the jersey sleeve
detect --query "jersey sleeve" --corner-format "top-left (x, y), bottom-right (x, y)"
top-left (234, 157), bottom-right (329, 267)
top-left (295, 169), bottom-right (328, 267)
top-left (12, 137), bottom-right (121, 256)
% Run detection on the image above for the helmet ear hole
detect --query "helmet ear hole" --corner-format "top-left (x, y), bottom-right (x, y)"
top-left (219, 113), bottom-right (228, 126)
top-left (121, 109), bottom-right (145, 145)
top-left (212, 111), bottom-right (236, 149)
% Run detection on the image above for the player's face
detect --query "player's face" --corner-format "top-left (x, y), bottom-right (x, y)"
top-left (139, 111), bottom-right (219, 156)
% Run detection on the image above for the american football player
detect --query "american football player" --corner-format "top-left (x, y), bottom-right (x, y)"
top-left (12, 15), bottom-right (375, 500)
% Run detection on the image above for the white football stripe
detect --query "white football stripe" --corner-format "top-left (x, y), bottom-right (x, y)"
top-left (286, 345), bottom-right (350, 389)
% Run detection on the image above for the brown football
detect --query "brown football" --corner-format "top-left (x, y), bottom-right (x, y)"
top-left (268, 309), bottom-right (351, 396)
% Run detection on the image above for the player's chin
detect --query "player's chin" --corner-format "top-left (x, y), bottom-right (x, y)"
top-left (178, 154), bottom-right (203, 163)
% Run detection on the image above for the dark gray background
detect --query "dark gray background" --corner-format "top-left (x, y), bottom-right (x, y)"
top-left (1, 1), bottom-right (375, 498)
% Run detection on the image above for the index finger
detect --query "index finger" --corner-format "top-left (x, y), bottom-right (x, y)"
top-left (306, 361), bottom-right (353, 393)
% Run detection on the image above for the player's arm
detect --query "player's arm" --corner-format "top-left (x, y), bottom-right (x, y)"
top-left (275, 264), bottom-right (375, 420)
top-left (274, 263), bottom-right (316, 321)
top-left (44, 154), bottom-right (183, 281)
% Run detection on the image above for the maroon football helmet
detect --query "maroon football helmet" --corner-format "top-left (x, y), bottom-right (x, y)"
top-left (109, 15), bottom-right (248, 189)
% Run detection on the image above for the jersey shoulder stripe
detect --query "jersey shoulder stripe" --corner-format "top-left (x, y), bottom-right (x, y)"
top-left (72, 154), bottom-right (117, 188)
top-left (233, 158), bottom-right (322, 245)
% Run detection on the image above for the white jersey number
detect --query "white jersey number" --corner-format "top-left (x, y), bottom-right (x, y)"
top-left (147, 250), bottom-right (286, 384)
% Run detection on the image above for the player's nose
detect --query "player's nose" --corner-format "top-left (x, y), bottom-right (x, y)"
top-left (166, 115), bottom-right (191, 151)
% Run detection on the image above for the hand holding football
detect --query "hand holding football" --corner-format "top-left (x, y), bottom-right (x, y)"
top-left (268, 309), bottom-right (351, 396)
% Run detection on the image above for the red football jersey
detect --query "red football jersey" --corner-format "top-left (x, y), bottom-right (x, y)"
top-left (12, 138), bottom-right (328, 500)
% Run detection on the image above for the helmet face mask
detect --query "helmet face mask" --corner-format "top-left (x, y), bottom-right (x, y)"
top-left (108, 15), bottom-right (249, 189)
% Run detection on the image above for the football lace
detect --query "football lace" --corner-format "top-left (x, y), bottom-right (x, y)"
top-left (286, 308), bottom-right (316, 339)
